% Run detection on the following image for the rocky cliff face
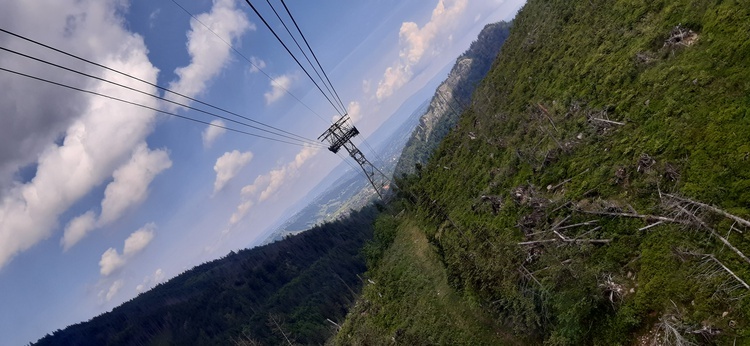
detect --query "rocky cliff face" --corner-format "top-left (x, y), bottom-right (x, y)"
top-left (394, 21), bottom-right (511, 176)
top-left (417, 57), bottom-right (473, 143)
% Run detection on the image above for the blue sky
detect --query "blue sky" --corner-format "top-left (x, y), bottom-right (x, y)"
top-left (0, 0), bottom-right (525, 344)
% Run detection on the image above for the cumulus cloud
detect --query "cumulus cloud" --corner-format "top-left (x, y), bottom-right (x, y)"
top-left (229, 200), bottom-right (254, 225)
top-left (61, 211), bottom-right (97, 252)
top-left (136, 268), bottom-right (166, 293)
top-left (249, 56), bottom-right (266, 73)
top-left (99, 248), bottom-right (125, 276)
top-left (168, 0), bottom-right (252, 104)
top-left (99, 223), bottom-right (156, 276)
top-left (202, 119), bottom-right (226, 148)
top-left (362, 79), bottom-right (371, 94)
top-left (230, 146), bottom-right (319, 225)
top-left (213, 150), bottom-right (253, 193)
top-left (348, 101), bottom-right (363, 123)
top-left (99, 145), bottom-right (172, 225)
top-left (123, 223), bottom-right (156, 256)
top-left (0, 0), bottom-right (140, 188)
top-left (104, 279), bottom-right (124, 302)
top-left (375, 0), bottom-right (468, 101)
top-left (0, 0), bottom-right (249, 269)
top-left (264, 74), bottom-right (294, 105)
top-left (58, 145), bottom-right (170, 251)
top-left (0, 25), bottom-right (161, 269)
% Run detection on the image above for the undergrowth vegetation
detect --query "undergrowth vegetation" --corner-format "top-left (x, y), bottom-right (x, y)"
top-left (339, 0), bottom-right (750, 344)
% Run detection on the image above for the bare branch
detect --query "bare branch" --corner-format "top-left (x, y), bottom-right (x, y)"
top-left (673, 205), bottom-right (750, 265)
top-left (639, 221), bottom-right (665, 231)
top-left (664, 193), bottom-right (750, 228)
top-left (590, 117), bottom-right (625, 126)
top-left (557, 220), bottom-right (598, 230)
top-left (580, 209), bottom-right (684, 224)
top-left (707, 255), bottom-right (750, 290)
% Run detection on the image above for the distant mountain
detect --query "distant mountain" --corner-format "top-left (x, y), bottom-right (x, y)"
top-left (394, 21), bottom-right (512, 177)
top-left (32, 207), bottom-right (378, 346)
top-left (263, 99), bottom-right (428, 245)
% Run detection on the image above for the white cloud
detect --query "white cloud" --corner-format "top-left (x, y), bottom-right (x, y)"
top-left (0, 17), bottom-right (161, 269)
top-left (362, 79), bottom-right (371, 94)
top-left (229, 200), bottom-right (254, 225)
top-left (230, 145), bottom-right (319, 225)
top-left (61, 211), bottom-right (97, 252)
top-left (99, 144), bottom-right (172, 225)
top-left (123, 223), bottom-right (156, 256)
top-left (202, 119), bottom-right (226, 148)
top-left (213, 150), bottom-right (253, 193)
top-left (0, 0), bottom-right (249, 268)
top-left (264, 74), bottom-right (294, 105)
top-left (99, 223), bottom-right (156, 276)
top-left (332, 100), bottom-right (362, 123)
top-left (167, 0), bottom-right (252, 104)
top-left (0, 0), bottom-right (143, 188)
top-left (249, 56), bottom-right (266, 73)
top-left (375, 0), bottom-right (468, 101)
top-left (57, 145), bottom-right (170, 251)
top-left (348, 101), bottom-right (363, 123)
top-left (149, 9), bottom-right (161, 28)
top-left (99, 248), bottom-right (125, 276)
top-left (105, 279), bottom-right (124, 302)
top-left (136, 268), bottom-right (165, 293)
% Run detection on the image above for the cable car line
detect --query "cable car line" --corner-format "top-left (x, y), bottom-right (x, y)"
top-left (0, 46), bottom-right (323, 147)
top-left (0, 27), bottom-right (318, 145)
top-left (0, 66), bottom-right (320, 148)
top-left (242, 0), bottom-right (345, 117)
top-left (262, 0), bottom-right (342, 115)
top-left (166, 0), bottom-right (331, 125)
top-left (279, 0), bottom-right (347, 114)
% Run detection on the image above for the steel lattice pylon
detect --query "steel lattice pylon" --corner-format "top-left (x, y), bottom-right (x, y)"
top-left (318, 115), bottom-right (390, 199)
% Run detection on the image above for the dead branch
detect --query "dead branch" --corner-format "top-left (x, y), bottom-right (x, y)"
top-left (518, 237), bottom-right (611, 245)
top-left (575, 226), bottom-right (602, 239)
top-left (663, 193), bottom-right (750, 228)
top-left (580, 209), bottom-right (684, 224)
top-left (549, 201), bottom-right (572, 214)
top-left (707, 255), bottom-right (750, 290)
top-left (538, 125), bottom-right (565, 151)
top-left (518, 239), bottom-right (558, 245)
top-left (673, 204), bottom-right (750, 265)
top-left (590, 117), bottom-right (625, 126)
top-left (599, 273), bottom-right (624, 303)
top-left (550, 215), bottom-right (572, 230)
top-left (520, 265), bottom-right (544, 289)
top-left (553, 229), bottom-right (569, 241)
top-left (557, 220), bottom-right (598, 230)
top-left (537, 103), bottom-right (559, 133)
top-left (639, 221), bottom-right (665, 231)
top-left (325, 318), bottom-right (342, 331)
top-left (548, 168), bottom-right (591, 192)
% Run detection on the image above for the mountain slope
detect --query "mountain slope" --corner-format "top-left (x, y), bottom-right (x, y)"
top-left (340, 0), bottom-right (750, 344)
top-left (394, 21), bottom-right (511, 177)
top-left (32, 207), bottom-right (378, 346)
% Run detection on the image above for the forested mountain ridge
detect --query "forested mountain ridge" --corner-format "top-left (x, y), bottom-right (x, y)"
top-left (32, 207), bottom-right (378, 346)
top-left (394, 21), bottom-right (511, 177)
top-left (338, 0), bottom-right (750, 344)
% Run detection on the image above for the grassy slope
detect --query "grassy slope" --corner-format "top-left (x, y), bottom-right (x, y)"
top-left (341, 0), bottom-right (750, 344)
top-left (335, 213), bottom-right (520, 345)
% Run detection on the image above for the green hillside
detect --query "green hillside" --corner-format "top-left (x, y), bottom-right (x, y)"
top-left (32, 207), bottom-right (378, 346)
top-left (339, 0), bottom-right (750, 344)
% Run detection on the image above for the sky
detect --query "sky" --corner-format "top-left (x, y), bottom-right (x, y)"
top-left (0, 0), bottom-right (525, 344)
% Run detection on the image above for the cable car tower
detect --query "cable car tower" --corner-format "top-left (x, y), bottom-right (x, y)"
top-left (319, 115), bottom-right (390, 199)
